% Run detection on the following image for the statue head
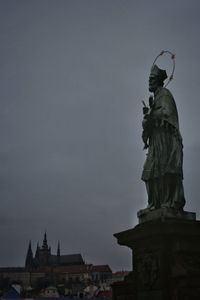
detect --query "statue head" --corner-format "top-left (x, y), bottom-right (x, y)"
top-left (149, 64), bottom-right (167, 93)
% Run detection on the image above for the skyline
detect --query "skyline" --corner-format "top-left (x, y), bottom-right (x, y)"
top-left (0, 0), bottom-right (200, 271)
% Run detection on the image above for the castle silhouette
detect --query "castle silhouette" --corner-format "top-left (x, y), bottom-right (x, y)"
top-left (25, 232), bottom-right (84, 268)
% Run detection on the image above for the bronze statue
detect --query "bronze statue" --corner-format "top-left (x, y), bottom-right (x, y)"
top-left (141, 63), bottom-right (185, 211)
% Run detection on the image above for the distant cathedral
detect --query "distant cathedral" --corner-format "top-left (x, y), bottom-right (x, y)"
top-left (25, 232), bottom-right (84, 269)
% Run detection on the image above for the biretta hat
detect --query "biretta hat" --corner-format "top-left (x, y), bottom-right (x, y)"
top-left (150, 64), bottom-right (167, 81)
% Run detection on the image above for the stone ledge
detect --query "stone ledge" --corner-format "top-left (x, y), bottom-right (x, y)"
top-left (137, 207), bottom-right (196, 224)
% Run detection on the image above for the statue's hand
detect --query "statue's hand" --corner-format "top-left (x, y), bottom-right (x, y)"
top-left (142, 117), bottom-right (149, 129)
top-left (143, 106), bottom-right (149, 115)
top-left (142, 131), bottom-right (149, 149)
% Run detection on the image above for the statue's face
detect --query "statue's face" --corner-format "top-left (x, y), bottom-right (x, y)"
top-left (149, 75), bottom-right (159, 93)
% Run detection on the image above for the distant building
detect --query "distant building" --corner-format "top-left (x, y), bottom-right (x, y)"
top-left (0, 232), bottom-right (113, 298)
top-left (91, 265), bottom-right (112, 283)
top-left (25, 232), bottom-right (84, 269)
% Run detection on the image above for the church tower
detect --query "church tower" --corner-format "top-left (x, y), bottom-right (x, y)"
top-left (57, 241), bottom-right (60, 257)
top-left (57, 241), bottom-right (61, 265)
top-left (37, 232), bottom-right (51, 266)
top-left (35, 242), bottom-right (39, 259)
top-left (42, 232), bottom-right (48, 250)
top-left (25, 240), bottom-right (34, 268)
top-left (33, 242), bottom-right (40, 267)
top-left (25, 232), bottom-right (84, 268)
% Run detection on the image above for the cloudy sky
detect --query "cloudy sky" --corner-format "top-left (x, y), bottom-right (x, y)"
top-left (0, 0), bottom-right (200, 271)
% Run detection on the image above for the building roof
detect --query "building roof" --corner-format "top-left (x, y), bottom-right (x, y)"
top-left (28, 264), bottom-right (112, 274)
top-left (0, 267), bottom-right (25, 272)
top-left (58, 254), bottom-right (84, 265)
top-left (51, 264), bottom-right (93, 274)
top-left (113, 271), bottom-right (130, 276)
top-left (91, 265), bottom-right (112, 273)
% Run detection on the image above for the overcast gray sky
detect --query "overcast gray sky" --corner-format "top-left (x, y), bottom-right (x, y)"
top-left (0, 0), bottom-right (200, 271)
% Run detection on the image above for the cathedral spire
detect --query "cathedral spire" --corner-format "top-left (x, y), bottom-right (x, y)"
top-left (25, 240), bottom-right (33, 268)
top-left (42, 231), bottom-right (48, 250)
top-left (57, 241), bottom-right (60, 257)
top-left (35, 242), bottom-right (39, 258)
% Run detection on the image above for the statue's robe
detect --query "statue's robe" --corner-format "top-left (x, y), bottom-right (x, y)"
top-left (142, 87), bottom-right (185, 210)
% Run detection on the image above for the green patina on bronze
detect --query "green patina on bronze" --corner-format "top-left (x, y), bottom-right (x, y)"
top-left (141, 64), bottom-right (185, 211)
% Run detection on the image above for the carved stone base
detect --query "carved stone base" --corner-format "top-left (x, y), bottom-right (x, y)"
top-left (114, 219), bottom-right (200, 300)
top-left (137, 207), bottom-right (196, 224)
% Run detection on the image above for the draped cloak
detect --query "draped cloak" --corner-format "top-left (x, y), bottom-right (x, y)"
top-left (141, 87), bottom-right (185, 209)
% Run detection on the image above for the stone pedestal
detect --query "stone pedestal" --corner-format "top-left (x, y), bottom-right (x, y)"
top-left (114, 216), bottom-right (200, 300)
top-left (137, 207), bottom-right (196, 223)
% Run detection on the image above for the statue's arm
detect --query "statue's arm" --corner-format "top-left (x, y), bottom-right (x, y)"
top-left (152, 95), bottom-right (172, 120)
top-left (142, 109), bottom-right (151, 149)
